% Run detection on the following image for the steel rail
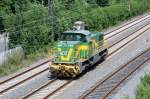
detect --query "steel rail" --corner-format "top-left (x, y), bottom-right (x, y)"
top-left (79, 26), bottom-right (150, 98)
top-left (23, 25), bottom-right (149, 99)
top-left (0, 67), bottom-right (48, 94)
top-left (0, 58), bottom-right (53, 85)
top-left (0, 15), bottom-right (149, 95)
top-left (0, 24), bottom-right (149, 94)
top-left (22, 79), bottom-right (57, 99)
top-left (0, 14), bottom-right (149, 86)
top-left (104, 14), bottom-right (149, 36)
top-left (22, 80), bottom-right (72, 99)
top-left (80, 48), bottom-right (150, 99)
top-left (103, 58), bottom-right (150, 99)
top-left (0, 14), bottom-right (149, 85)
top-left (107, 25), bottom-right (150, 57)
top-left (108, 22), bottom-right (149, 48)
top-left (43, 80), bottom-right (73, 99)
top-left (104, 14), bottom-right (149, 40)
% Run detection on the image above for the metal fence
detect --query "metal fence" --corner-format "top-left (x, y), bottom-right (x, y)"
top-left (0, 46), bottom-right (23, 65)
top-left (0, 34), bottom-right (8, 53)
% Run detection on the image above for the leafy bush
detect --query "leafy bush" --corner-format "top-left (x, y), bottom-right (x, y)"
top-left (123, 95), bottom-right (130, 99)
top-left (56, 0), bottom-right (149, 32)
top-left (136, 74), bottom-right (150, 99)
top-left (2, 0), bottom-right (150, 55)
top-left (0, 50), bottom-right (24, 76)
top-left (4, 4), bottom-right (50, 54)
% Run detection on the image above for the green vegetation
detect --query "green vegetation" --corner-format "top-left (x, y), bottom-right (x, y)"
top-left (0, 51), bottom-right (24, 76)
top-left (0, 43), bottom-right (54, 76)
top-left (0, 0), bottom-right (150, 76)
top-left (1, 0), bottom-right (150, 54)
top-left (136, 74), bottom-right (150, 99)
top-left (123, 95), bottom-right (130, 99)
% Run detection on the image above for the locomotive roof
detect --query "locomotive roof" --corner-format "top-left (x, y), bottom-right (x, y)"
top-left (64, 30), bottom-right (91, 35)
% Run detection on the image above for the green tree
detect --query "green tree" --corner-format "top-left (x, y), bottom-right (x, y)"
top-left (1, 0), bottom-right (150, 55)
top-left (10, 0), bottom-right (31, 13)
top-left (62, 0), bottom-right (75, 9)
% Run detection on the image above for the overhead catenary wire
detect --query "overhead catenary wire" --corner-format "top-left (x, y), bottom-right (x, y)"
top-left (0, 10), bottom-right (84, 33)
top-left (0, 15), bottom-right (80, 33)
top-left (0, 2), bottom-right (87, 33)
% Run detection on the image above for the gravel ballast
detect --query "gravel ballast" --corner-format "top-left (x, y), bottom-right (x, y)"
top-left (112, 60), bottom-right (150, 99)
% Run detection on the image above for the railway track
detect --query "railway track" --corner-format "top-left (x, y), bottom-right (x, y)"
top-left (43, 80), bottom-right (72, 99)
top-left (22, 25), bottom-right (150, 99)
top-left (108, 24), bottom-right (150, 56)
top-left (104, 14), bottom-right (150, 40)
top-left (80, 48), bottom-right (150, 99)
top-left (0, 59), bottom-right (51, 85)
top-left (105, 13), bottom-right (150, 35)
top-left (0, 14), bottom-right (149, 85)
top-left (22, 80), bottom-right (72, 99)
top-left (0, 14), bottom-right (149, 98)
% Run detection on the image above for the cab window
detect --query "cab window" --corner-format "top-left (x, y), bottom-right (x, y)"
top-left (60, 33), bottom-right (87, 42)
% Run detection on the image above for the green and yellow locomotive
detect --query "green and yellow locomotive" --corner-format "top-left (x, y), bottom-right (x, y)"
top-left (49, 21), bottom-right (108, 77)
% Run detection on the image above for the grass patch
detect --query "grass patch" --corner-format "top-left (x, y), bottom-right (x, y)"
top-left (136, 74), bottom-right (150, 99)
top-left (0, 51), bottom-right (24, 76)
top-left (123, 95), bottom-right (130, 99)
top-left (0, 43), bottom-right (55, 77)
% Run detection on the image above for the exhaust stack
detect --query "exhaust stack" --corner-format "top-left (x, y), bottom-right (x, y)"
top-left (73, 21), bottom-right (85, 30)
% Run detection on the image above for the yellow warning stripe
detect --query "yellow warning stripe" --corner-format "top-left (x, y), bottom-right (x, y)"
top-left (61, 48), bottom-right (73, 61)
top-left (75, 45), bottom-right (89, 57)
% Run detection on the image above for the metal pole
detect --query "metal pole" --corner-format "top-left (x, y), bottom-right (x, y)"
top-left (48, 0), bottom-right (54, 42)
top-left (42, 0), bottom-right (44, 5)
top-left (3, 33), bottom-right (7, 67)
top-left (4, 34), bottom-right (6, 52)
top-left (128, 0), bottom-right (131, 12)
